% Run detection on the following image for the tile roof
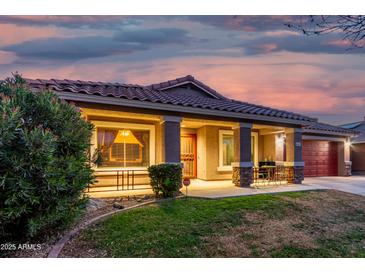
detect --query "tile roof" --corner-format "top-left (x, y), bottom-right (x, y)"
top-left (25, 77), bottom-right (317, 123)
top-left (354, 134), bottom-right (365, 143)
top-left (339, 121), bottom-right (363, 129)
top-left (304, 121), bottom-right (358, 135)
top-left (339, 120), bottom-right (365, 142)
top-left (146, 75), bottom-right (228, 100)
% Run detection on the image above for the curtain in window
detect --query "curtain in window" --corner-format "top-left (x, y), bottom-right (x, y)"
top-left (97, 129), bottom-right (118, 152)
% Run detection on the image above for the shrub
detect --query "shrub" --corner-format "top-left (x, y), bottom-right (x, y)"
top-left (148, 163), bottom-right (182, 198)
top-left (0, 74), bottom-right (95, 241)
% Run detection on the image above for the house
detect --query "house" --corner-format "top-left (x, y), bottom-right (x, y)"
top-left (25, 75), bottom-right (356, 192)
top-left (340, 117), bottom-right (365, 174)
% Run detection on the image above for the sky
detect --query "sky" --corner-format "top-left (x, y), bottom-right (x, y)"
top-left (0, 15), bottom-right (364, 125)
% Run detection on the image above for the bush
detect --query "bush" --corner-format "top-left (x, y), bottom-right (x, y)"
top-left (148, 163), bottom-right (182, 198)
top-left (0, 74), bottom-right (95, 241)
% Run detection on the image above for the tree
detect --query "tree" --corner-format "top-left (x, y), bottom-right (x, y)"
top-left (286, 16), bottom-right (365, 48)
top-left (0, 74), bottom-right (95, 241)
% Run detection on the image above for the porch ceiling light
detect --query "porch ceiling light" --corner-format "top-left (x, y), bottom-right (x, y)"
top-left (114, 129), bottom-right (143, 146)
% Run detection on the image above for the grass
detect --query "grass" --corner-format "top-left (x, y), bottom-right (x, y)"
top-left (61, 190), bottom-right (365, 258)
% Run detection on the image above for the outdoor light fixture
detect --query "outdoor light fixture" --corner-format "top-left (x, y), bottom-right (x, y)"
top-left (276, 134), bottom-right (285, 145)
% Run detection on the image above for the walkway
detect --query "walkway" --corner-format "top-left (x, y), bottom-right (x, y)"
top-left (87, 176), bottom-right (365, 199)
top-left (181, 179), bottom-right (324, 199)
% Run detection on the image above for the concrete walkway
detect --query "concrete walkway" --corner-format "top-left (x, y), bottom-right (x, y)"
top-left (87, 176), bottom-right (365, 199)
top-left (181, 179), bottom-right (325, 199)
top-left (181, 176), bottom-right (365, 199)
top-left (304, 175), bottom-right (365, 196)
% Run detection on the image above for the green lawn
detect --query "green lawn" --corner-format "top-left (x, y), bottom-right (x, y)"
top-left (61, 190), bottom-right (365, 257)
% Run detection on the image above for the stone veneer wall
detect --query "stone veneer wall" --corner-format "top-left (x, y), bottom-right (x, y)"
top-left (344, 161), bottom-right (352, 176)
top-left (287, 166), bottom-right (304, 184)
top-left (232, 167), bottom-right (252, 187)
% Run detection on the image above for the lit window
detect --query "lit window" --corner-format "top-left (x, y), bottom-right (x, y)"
top-left (222, 134), bottom-right (234, 166)
top-left (97, 128), bottom-right (150, 167)
top-left (218, 130), bottom-right (258, 171)
top-left (218, 130), bottom-right (234, 171)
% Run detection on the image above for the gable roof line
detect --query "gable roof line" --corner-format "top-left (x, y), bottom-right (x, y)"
top-left (147, 75), bottom-right (228, 100)
top-left (157, 80), bottom-right (222, 99)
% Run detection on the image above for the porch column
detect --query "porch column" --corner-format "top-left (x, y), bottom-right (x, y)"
top-left (160, 115), bottom-right (182, 164)
top-left (285, 128), bottom-right (304, 184)
top-left (232, 122), bottom-right (253, 187)
top-left (339, 137), bottom-right (352, 176)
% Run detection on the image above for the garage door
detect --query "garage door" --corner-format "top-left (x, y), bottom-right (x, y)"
top-left (302, 140), bottom-right (338, 177)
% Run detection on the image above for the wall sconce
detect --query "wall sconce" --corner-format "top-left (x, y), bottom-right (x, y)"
top-left (276, 133), bottom-right (285, 145)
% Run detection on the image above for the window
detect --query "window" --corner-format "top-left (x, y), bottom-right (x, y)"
top-left (218, 130), bottom-right (234, 171)
top-left (222, 134), bottom-right (234, 166)
top-left (97, 128), bottom-right (150, 167)
top-left (218, 130), bottom-right (258, 171)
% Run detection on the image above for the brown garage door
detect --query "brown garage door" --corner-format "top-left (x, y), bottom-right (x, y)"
top-left (302, 140), bottom-right (338, 177)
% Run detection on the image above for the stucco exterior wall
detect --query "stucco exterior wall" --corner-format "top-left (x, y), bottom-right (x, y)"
top-left (196, 126), bottom-right (207, 179)
top-left (197, 125), bottom-right (232, 181)
top-left (352, 143), bottom-right (365, 172)
top-left (337, 142), bottom-right (345, 176)
top-left (262, 134), bottom-right (276, 161)
top-left (155, 122), bottom-right (163, 164)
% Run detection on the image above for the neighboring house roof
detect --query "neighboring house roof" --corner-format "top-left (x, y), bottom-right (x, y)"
top-left (25, 77), bottom-right (317, 123)
top-left (339, 121), bottom-right (363, 129)
top-left (303, 121), bottom-right (358, 136)
top-left (340, 119), bottom-right (365, 143)
top-left (146, 75), bottom-right (228, 100)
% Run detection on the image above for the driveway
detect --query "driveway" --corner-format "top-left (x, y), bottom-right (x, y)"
top-left (303, 175), bottom-right (365, 196)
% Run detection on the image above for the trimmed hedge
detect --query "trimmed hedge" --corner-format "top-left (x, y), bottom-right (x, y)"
top-left (0, 74), bottom-right (95, 241)
top-left (148, 163), bottom-right (182, 198)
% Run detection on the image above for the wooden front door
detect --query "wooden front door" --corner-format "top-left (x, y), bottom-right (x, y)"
top-left (181, 134), bottom-right (197, 178)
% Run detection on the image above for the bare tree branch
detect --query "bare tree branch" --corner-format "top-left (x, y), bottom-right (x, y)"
top-left (286, 15), bottom-right (365, 48)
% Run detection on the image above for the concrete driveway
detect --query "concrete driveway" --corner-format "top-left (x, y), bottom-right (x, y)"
top-left (303, 175), bottom-right (365, 196)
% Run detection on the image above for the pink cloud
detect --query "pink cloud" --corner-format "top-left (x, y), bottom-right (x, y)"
top-left (324, 39), bottom-right (353, 48)
top-left (0, 24), bottom-right (59, 46)
top-left (5, 51), bottom-right (364, 122)
top-left (0, 50), bottom-right (17, 64)
top-left (118, 54), bottom-right (365, 116)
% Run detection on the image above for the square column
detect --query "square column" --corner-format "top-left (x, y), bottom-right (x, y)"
top-left (232, 122), bottom-right (253, 187)
top-left (285, 128), bottom-right (304, 184)
top-left (160, 115), bottom-right (182, 164)
top-left (339, 137), bottom-right (352, 176)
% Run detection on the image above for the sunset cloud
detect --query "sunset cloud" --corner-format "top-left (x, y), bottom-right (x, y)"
top-left (0, 15), bottom-right (364, 124)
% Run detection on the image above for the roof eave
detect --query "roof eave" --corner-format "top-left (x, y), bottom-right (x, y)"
top-left (58, 91), bottom-right (313, 126)
top-left (303, 128), bottom-right (356, 137)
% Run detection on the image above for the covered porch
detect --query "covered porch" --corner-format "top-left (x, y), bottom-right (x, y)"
top-left (81, 107), bottom-right (305, 195)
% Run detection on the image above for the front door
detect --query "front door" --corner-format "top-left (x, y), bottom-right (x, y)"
top-left (180, 134), bottom-right (197, 178)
